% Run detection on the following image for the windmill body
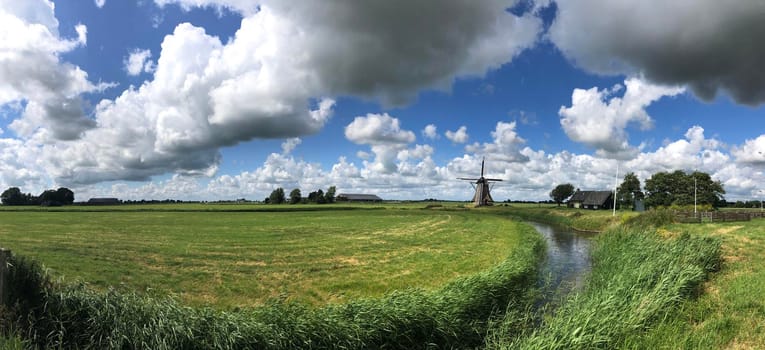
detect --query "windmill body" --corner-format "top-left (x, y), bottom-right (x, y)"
top-left (458, 158), bottom-right (503, 207)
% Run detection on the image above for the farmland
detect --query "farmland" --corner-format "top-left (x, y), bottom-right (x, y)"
top-left (0, 204), bottom-right (529, 308)
top-left (2, 204), bottom-right (763, 348)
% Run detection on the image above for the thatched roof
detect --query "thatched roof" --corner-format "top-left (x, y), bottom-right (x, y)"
top-left (336, 193), bottom-right (382, 201)
top-left (569, 190), bottom-right (613, 206)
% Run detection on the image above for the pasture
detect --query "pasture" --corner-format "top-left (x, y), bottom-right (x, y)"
top-left (0, 204), bottom-right (527, 308)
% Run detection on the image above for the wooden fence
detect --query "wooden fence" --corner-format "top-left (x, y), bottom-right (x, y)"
top-left (674, 211), bottom-right (764, 223)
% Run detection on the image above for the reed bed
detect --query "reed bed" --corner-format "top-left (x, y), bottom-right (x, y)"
top-left (489, 223), bottom-right (721, 349)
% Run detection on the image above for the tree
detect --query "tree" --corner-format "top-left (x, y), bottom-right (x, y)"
top-left (268, 187), bottom-right (286, 204)
top-left (645, 170), bottom-right (725, 209)
top-left (616, 172), bottom-right (643, 209)
top-left (56, 187), bottom-right (75, 205)
top-left (38, 189), bottom-right (60, 206)
top-left (308, 189), bottom-right (326, 204)
top-left (325, 186), bottom-right (336, 204)
top-left (1, 187), bottom-right (24, 205)
top-left (289, 188), bottom-right (302, 204)
top-left (549, 183), bottom-right (575, 206)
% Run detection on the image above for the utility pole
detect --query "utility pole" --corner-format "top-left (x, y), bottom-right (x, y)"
top-left (613, 163), bottom-right (619, 217)
top-left (694, 175), bottom-right (697, 214)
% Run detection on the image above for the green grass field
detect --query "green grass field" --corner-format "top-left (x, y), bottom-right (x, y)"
top-left (2, 203), bottom-right (762, 348)
top-left (0, 204), bottom-right (527, 308)
top-left (619, 217), bottom-right (765, 348)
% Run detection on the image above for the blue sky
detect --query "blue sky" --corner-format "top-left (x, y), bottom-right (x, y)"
top-left (1, 0), bottom-right (764, 201)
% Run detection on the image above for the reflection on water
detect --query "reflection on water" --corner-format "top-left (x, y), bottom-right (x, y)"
top-left (528, 221), bottom-right (595, 299)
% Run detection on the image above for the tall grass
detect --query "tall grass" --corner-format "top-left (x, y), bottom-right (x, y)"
top-left (488, 224), bottom-right (721, 349)
top-left (498, 206), bottom-right (626, 233)
top-left (3, 225), bottom-right (544, 349)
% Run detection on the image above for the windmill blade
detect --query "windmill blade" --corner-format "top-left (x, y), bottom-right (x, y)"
top-left (457, 178), bottom-right (479, 181)
top-left (484, 178), bottom-right (504, 181)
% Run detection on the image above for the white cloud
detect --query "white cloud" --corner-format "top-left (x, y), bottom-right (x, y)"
top-left (732, 135), bottom-right (765, 165)
top-left (345, 113), bottom-right (415, 145)
top-left (281, 137), bottom-right (301, 155)
top-left (46, 124), bottom-right (761, 203)
top-left (0, 0), bottom-right (104, 141)
top-left (94, 0), bottom-right (105, 8)
top-left (465, 121), bottom-right (527, 163)
top-left (559, 77), bottom-right (684, 159)
top-left (548, 0), bottom-right (765, 105)
top-left (1, 0), bottom-right (543, 187)
top-left (154, 0), bottom-right (542, 105)
top-left (123, 49), bottom-right (155, 76)
top-left (445, 126), bottom-right (469, 144)
top-left (422, 124), bottom-right (438, 140)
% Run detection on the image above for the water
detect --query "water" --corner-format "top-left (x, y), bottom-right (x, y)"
top-left (527, 221), bottom-right (596, 303)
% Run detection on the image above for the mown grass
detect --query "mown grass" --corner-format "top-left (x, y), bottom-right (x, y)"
top-left (487, 210), bottom-right (722, 349)
top-left (0, 205), bottom-right (525, 308)
top-left (2, 222), bottom-right (545, 349)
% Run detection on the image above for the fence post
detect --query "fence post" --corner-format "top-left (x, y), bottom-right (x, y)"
top-left (0, 248), bottom-right (9, 306)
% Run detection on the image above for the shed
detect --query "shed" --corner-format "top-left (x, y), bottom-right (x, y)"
top-left (568, 190), bottom-right (614, 210)
top-left (335, 193), bottom-right (383, 202)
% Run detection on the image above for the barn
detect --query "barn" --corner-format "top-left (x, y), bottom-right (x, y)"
top-left (87, 198), bottom-right (121, 205)
top-left (335, 193), bottom-right (383, 202)
top-left (568, 190), bottom-right (615, 210)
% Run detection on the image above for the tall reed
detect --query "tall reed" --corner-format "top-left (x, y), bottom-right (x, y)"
top-left (489, 225), bottom-right (721, 349)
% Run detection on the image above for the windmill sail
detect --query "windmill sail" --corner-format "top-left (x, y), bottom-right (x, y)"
top-left (457, 157), bottom-right (503, 207)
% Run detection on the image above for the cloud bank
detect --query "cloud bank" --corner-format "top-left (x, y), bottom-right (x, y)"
top-left (548, 0), bottom-right (765, 105)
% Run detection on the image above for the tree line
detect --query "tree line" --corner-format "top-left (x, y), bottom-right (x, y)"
top-left (1, 187), bottom-right (75, 206)
top-left (266, 186), bottom-right (337, 204)
top-left (549, 169), bottom-right (726, 209)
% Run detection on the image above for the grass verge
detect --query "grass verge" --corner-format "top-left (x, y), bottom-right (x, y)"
top-left (618, 218), bottom-right (765, 348)
top-left (488, 215), bottom-right (722, 349)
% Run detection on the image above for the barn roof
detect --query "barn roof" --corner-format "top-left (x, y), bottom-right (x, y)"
top-left (87, 198), bottom-right (120, 203)
top-left (569, 190), bottom-right (613, 206)
top-left (336, 193), bottom-right (382, 201)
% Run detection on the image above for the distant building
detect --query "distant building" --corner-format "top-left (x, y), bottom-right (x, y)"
top-left (87, 198), bottom-right (121, 205)
top-left (633, 199), bottom-right (645, 212)
top-left (335, 193), bottom-right (383, 202)
top-left (568, 190), bottom-right (615, 210)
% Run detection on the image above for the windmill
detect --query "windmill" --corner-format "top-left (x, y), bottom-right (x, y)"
top-left (458, 158), bottom-right (503, 207)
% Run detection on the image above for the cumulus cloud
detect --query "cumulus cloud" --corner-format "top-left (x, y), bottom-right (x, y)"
top-left (445, 126), bottom-right (469, 144)
top-left (94, 0), bottom-right (105, 8)
top-left (344, 113), bottom-right (420, 174)
top-left (732, 135), bottom-right (765, 165)
top-left (2, 0), bottom-right (544, 186)
top-left (56, 124), bottom-right (762, 203)
top-left (422, 124), bottom-right (438, 140)
top-left (559, 78), bottom-right (684, 159)
top-left (281, 137), bottom-right (301, 155)
top-left (123, 49), bottom-right (155, 76)
top-left (345, 113), bottom-right (415, 145)
top-left (466, 121), bottom-right (528, 163)
top-left (156, 0), bottom-right (542, 105)
top-left (548, 0), bottom-right (765, 105)
top-left (0, 0), bottom-right (106, 141)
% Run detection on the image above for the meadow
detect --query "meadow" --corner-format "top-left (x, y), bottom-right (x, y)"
top-left (2, 203), bottom-right (761, 348)
top-left (0, 204), bottom-right (527, 308)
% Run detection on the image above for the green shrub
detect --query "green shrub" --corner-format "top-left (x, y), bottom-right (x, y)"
top-left (623, 209), bottom-right (675, 228)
